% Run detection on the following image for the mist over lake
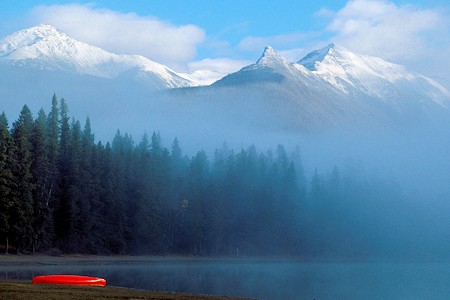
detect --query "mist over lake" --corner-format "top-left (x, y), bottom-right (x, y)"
top-left (1, 258), bottom-right (449, 300)
top-left (1, 2), bottom-right (450, 299)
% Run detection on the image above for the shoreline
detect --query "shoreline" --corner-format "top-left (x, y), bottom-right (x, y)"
top-left (0, 280), bottom-right (251, 300)
top-left (0, 254), bottom-right (211, 266)
top-left (0, 253), bottom-right (443, 266)
top-left (0, 254), bottom-right (301, 267)
top-left (0, 255), bottom-right (255, 299)
top-left (1, 255), bottom-right (447, 299)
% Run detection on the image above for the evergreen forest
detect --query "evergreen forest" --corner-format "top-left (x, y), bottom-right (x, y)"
top-left (0, 95), bottom-right (414, 257)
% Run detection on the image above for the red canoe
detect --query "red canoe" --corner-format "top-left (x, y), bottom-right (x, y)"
top-left (32, 275), bottom-right (107, 286)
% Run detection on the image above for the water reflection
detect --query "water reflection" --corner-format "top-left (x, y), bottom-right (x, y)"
top-left (1, 260), bottom-right (448, 299)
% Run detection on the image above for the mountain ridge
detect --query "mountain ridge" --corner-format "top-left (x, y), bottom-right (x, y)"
top-left (0, 24), bottom-right (196, 89)
top-left (2, 24), bottom-right (449, 106)
top-left (0, 25), bottom-right (449, 141)
top-left (297, 43), bottom-right (450, 108)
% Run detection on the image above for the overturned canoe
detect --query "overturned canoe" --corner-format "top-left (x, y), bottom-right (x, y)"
top-left (32, 275), bottom-right (107, 286)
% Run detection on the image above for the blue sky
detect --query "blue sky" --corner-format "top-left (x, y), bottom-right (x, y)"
top-left (1, 0), bottom-right (449, 86)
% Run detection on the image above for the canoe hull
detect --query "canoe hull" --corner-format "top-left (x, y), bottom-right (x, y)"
top-left (32, 275), bottom-right (107, 286)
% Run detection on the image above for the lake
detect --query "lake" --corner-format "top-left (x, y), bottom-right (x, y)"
top-left (1, 258), bottom-right (448, 299)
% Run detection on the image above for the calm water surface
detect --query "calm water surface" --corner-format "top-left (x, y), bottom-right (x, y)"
top-left (1, 259), bottom-right (448, 299)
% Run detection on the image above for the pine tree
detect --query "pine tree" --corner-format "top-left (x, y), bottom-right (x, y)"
top-left (310, 169), bottom-right (323, 203)
top-left (186, 150), bottom-right (210, 255)
top-left (54, 98), bottom-right (73, 251)
top-left (46, 95), bottom-right (60, 249)
top-left (0, 113), bottom-right (16, 253)
top-left (164, 138), bottom-right (188, 253)
top-left (59, 98), bottom-right (70, 165)
top-left (109, 131), bottom-right (134, 253)
top-left (46, 94), bottom-right (60, 183)
top-left (148, 131), bottom-right (169, 251)
top-left (129, 133), bottom-right (161, 253)
top-left (11, 105), bottom-right (35, 252)
top-left (68, 119), bottom-right (84, 251)
top-left (30, 109), bottom-right (53, 252)
top-left (77, 117), bottom-right (96, 252)
top-left (100, 141), bottom-right (127, 254)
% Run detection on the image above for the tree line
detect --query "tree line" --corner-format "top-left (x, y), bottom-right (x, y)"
top-left (1, 95), bottom-right (403, 257)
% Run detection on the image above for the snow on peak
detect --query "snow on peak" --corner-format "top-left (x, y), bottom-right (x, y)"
top-left (298, 43), bottom-right (416, 86)
top-left (298, 43), bottom-right (335, 71)
top-left (260, 46), bottom-right (277, 57)
top-left (0, 24), bottom-right (65, 56)
top-left (295, 43), bottom-right (450, 107)
top-left (0, 24), bottom-right (124, 71)
top-left (0, 25), bottom-right (196, 88)
top-left (24, 24), bottom-right (62, 37)
top-left (256, 46), bottom-right (290, 68)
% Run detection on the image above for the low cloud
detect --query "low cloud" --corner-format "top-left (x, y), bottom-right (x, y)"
top-left (325, 0), bottom-right (450, 88)
top-left (184, 58), bottom-right (252, 85)
top-left (31, 3), bottom-right (205, 69)
top-left (327, 0), bottom-right (443, 61)
top-left (188, 58), bottom-right (251, 74)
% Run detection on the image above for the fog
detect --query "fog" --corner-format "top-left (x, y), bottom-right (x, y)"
top-left (1, 70), bottom-right (449, 261)
top-left (1, 260), bottom-right (448, 299)
top-left (91, 95), bottom-right (445, 261)
top-left (119, 87), bottom-right (449, 261)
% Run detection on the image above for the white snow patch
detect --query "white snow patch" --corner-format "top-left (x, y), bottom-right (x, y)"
top-left (0, 24), bottom-right (196, 88)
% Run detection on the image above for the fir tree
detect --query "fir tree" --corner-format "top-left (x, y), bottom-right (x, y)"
top-left (0, 113), bottom-right (16, 253)
top-left (54, 98), bottom-right (73, 251)
top-left (11, 105), bottom-right (34, 252)
top-left (30, 109), bottom-right (53, 252)
top-left (46, 95), bottom-right (60, 247)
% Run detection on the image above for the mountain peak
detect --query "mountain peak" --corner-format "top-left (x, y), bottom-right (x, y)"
top-left (0, 25), bottom-right (196, 88)
top-left (298, 43), bottom-right (336, 71)
top-left (7, 24), bottom-right (65, 39)
top-left (295, 43), bottom-right (450, 106)
top-left (256, 46), bottom-right (289, 67)
top-left (0, 24), bottom-right (71, 56)
top-left (27, 24), bottom-right (68, 39)
top-left (28, 24), bottom-right (60, 34)
top-left (262, 46), bottom-right (277, 56)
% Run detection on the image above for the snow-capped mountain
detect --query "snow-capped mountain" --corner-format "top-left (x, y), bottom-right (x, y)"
top-left (207, 46), bottom-right (383, 131)
top-left (297, 43), bottom-right (450, 109)
top-left (215, 46), bottom-right (331, 90)
top-left (0, 25), bottom-right (449, 141)
top-left (209, 44), bottom-right (450, 131)
top-left (0, 24), bottom-right (195, 89)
